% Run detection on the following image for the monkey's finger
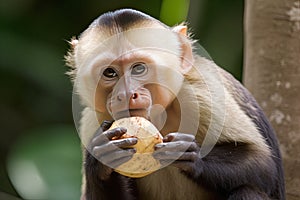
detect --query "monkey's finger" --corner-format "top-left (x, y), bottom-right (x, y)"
top-left (153, 151), bottom-right (183, 161)
top-left (101, 149), bottom-right (136, 166)
top-left (154, 151), bottom-right (199, 162)
top-left (92, 138), bottom-right (137, 157)
top-left (92, 120), bottom-right (115, 139)
top-left (101, 120), bottom-right (114, 131)
top-left (111, 138), bottom-right (138, 148)
top-left (155, 141), bottom-right (198, 152)
top-left (91, 127), bottom-right (127, 146)
top-left (104, 127), bottom-right (128, 140)
top-left (163, 133), bottom-right (195, 142)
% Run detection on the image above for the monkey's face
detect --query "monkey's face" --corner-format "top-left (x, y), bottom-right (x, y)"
top-left (74, 24), bottom-right (193, 121)
top-left (94, 49), bottom-right (184, 120)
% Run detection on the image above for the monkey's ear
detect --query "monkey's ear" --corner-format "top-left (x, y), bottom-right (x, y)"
top-left (172, 25), bottom-right (188, 36)
top-left (172, 25), bottom-right (193, 74)
top-left (70, 38), bottom-right (79, 48)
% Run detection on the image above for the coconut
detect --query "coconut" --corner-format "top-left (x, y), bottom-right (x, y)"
top-left (109, 117), bottom-right (163, 178)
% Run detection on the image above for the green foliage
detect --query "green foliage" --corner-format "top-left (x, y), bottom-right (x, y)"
top-left (7, 125), bottom-right (81, 200)
top-left (160, 0), bottom-right (190, 25)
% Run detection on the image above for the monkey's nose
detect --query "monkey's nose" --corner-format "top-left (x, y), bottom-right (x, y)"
top-left (116, 91), bottom-right (138, 101)
top-left (131, 93), bottom-right (138, 99)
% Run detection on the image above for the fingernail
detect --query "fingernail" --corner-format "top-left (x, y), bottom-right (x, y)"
top-left (129, 138), bottom-right (138, 144)
top-left (118, 127), bottom-right (127, 132)
top-left (131, 148), bottom-right (137, 153)
top-left (163, 135), bottom-right (171, 142)
top-left (155, 143), bottom-right (166, 149)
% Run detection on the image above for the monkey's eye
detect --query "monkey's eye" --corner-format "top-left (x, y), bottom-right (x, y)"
top-left (103, 68), bottom-right (118, 79)
top-left (131, 63), bottom-right (147, 76)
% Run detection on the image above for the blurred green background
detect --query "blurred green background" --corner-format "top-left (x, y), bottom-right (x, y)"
top-left (0, 0), bottom-right (243, 199)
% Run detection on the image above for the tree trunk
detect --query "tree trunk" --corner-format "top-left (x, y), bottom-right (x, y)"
top-left (244, 0), bottom-right (300, 199)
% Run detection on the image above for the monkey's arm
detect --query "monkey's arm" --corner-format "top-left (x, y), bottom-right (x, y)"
top-left (197, 142), bottom-right (275, 199)
top-left (84, 121), bottom-right (139, 200)
top-left (84, 151), bottom-right (138, 200)
top-left (154, 133), bottom-right (276, 199)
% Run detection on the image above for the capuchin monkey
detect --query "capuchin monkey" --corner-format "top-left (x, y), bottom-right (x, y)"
top-left (66, 9), bottom-right (285, 200)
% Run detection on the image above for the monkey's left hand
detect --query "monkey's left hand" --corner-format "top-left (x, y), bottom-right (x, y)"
top-left (153, 133), bottom-right (203, 176)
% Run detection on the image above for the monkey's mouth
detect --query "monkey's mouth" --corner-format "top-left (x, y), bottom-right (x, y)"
top-left (113, 109), bottom-right (150, 120)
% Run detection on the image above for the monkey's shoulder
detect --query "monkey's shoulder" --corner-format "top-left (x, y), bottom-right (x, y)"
top-left (218, 67), bottom-right (279, 148)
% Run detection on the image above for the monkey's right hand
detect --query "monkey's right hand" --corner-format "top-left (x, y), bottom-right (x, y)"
top-left (87, 120), bottom-right (138, 180)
